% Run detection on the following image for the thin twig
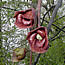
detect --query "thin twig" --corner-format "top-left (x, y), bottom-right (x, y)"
top-left (55, 15), bottom-right (65, 22)
top-left (33, 54), bottom-right (40, 65)
top-left (49, 35), bottom-right (65, 41)
top-left (44, 20), bottom-right (65, 33)
top-left (41, 5), bottom-right (55, 25)
top-left (1, 6), bottom-right (18, 11)
top-left (43, 5), bottom-right (50, 19)
top-left (1, 3), bottom-right (48, 11)
top-left (49, 26), bottom-right (65, 41)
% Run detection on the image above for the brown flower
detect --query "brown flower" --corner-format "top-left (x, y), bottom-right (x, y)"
top-left (14, 8), bottom-right (36, 29)
top-left (12, 48), bottom-right (26, 62)
top-left (27, 26), bottom-right (48, 53)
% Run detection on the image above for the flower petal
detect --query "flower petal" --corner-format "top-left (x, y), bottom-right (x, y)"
top-left (14, 8), bottom-right (35, 29)
top-left (29, 33), bottom-right (37, 43)
top-left (36, 38), bottom-right (45, 47)
top-left (37, 30), bottom-right (45, 38)
top-left (17, 14), bottom-right (22, 22)
top-left (22, 19), bottom-right (32, 25)
top-left (27, 26), bottom-right (48, 53)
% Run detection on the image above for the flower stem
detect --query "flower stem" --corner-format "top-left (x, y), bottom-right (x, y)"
top-left (29, 0), bottom-right (42, 65)
top-left (37, 0), bottom-right (42, 27)
top-left (30, 51), bottom-right (32, 65)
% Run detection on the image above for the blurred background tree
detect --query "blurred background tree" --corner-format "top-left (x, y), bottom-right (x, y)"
top-left (0, 0), bottom-right (65, 65)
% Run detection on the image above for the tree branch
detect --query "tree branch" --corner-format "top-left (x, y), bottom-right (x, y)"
top-left (47, 0), bottom-right (62, 33)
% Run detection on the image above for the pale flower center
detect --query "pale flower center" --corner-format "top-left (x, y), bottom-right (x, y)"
top-left (36, 34), bottom-right (42, 40)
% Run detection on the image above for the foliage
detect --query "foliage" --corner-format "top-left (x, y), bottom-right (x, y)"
top-left (0, 0), bottom-right (65, 65)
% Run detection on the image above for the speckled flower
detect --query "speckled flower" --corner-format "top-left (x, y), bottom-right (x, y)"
top-left (14, 8), bottom-right (36, 29)
top-left (27, 26), bottom-right (48, 53)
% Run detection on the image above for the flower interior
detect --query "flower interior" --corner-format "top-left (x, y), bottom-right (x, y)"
top-left (36, 34), bottom-right (42, 40)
